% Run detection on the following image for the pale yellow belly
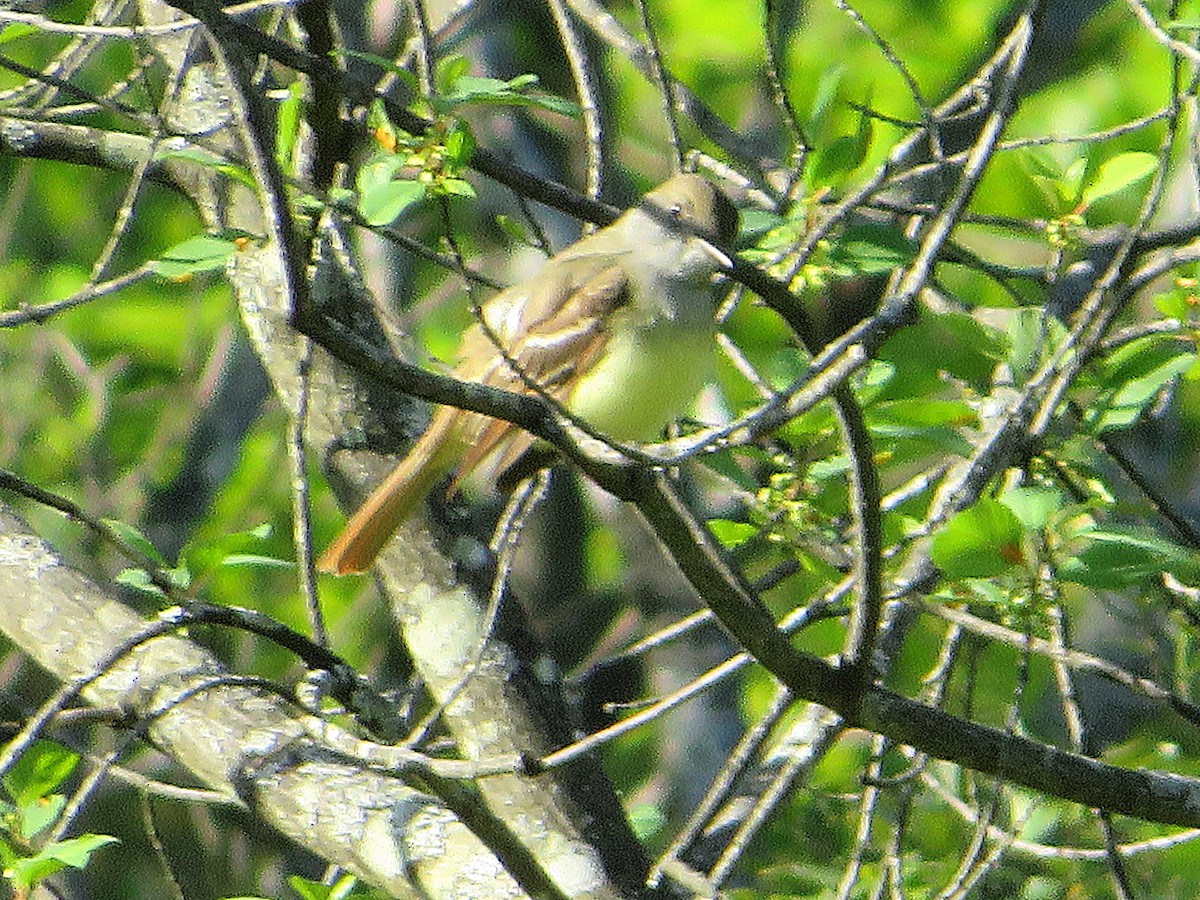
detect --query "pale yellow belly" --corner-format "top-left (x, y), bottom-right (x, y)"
top-left (566, 327), bottom-right (714, 441)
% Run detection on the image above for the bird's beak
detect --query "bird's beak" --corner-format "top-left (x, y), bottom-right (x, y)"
top-left (698, 237), bottom-right (733, 270)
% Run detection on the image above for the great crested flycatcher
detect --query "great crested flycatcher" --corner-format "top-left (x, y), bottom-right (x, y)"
top-left (318, 173), bottom-right (738, 574)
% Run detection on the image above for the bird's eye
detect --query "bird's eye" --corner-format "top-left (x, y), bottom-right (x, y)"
top-left (669, 203), bottom-right (684, 219)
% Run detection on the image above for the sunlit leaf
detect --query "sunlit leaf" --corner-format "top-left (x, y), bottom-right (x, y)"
top-left (932, 498), bottom-right (1024, 578)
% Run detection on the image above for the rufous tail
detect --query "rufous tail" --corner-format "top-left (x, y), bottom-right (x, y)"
top-left (317, 411), bottom-right (458, 574)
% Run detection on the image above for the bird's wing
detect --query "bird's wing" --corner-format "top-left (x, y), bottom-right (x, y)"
top-left (451, 261), bottom-right (631, 482)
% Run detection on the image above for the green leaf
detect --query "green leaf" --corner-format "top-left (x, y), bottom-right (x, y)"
top-left (435, 53), bottom-right (472, 95)
top-left (1007, 308), bottom-right (1068, 383)
top-left (9, 854), bottom-right (68, 890)
top-left (443, 120), bottom-right (476, 167)
top-left (737, 208), bottom-right (785, 245)
top-left (709, 519), bottom-right (759, 549)
top-left (809, 454), bottom-right (851, 481)
top-left (437, 72), bottom-right (580, 117)
top-left (1000, 486), bottom-right (1064, 532)
top-left (628, 804), bottom-right (667, 842)
top-left (495, 214), bottom-right (533, 246)
top-left (1080, 152), bottom-right (1158, 209)
top-left (451, 75), bottom-right (515, 97)
top-left (1154, 289), bottom-right (1192, 322)
top-left (878, 309), bottom-right (1004, 394)
top-left (19, 793), bottom-right (66, 840)
top-left (438, 178), bottom-right (477, 198)
top-left (807, 65), bottom-right (846, 137)
top-left (288, 878), bottom-right (329, 900)
top-left (931, 498), bottom-right (1024, 579)
top-left (1060, 158), bottom-right (1088, 205)
top-left (287, 872), bottom-right (365, 900)
top-left (810, 134), bottom-right (865, 185)
top-left (1092, 350), bottom-right (1195, 432)
top-left (102, 518), bottom-right (167, 565)
top-left (810, 87), bottom-right (874, 185)
top-left (154, 146), bottom-right (256, 190)
top-left (9, 834), bottom-right (119, 889)
top-left (355, 153), bottom-right (405, 194)
top-left (114, 567), bottom-right (163, 596)
top-left (46, 834), bottom-right (120, 867)
top-left (1022, 152), bottom-right (1085, 212)
top-left (1060, 526), bottom-right (1200, 588)
top-left (358, 179), bottom-right (426, 227)
top-left (4, 741), bottom-right (79, 807)
top-left (0, 22), bottom-right (40, 44)
top-left (274, 81), bottom-right (305, 173)
top-left (152, 234), bottom-right (244, 279)
top-left (221, 554), bottom-right (294, 569)
top-left (869, 398), bottom-right (977, 429)
top-left (339, 50), bottom-right (420, 93)
top-left (829, 223), bottom-right (916, 275)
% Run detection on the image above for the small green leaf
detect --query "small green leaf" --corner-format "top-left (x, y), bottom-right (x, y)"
top-left (1092, 351), bottom-right (1195, 432)
top-left (1060, 526), bottom-right (1200, 588)
top-left (443, 121), bottom-right (476, 167)
top-left (811, 89), bottom-right (874, 185)
top-left (438, 178), bottom-right (476, 198)
top-left (366, 99), bottom-right (400, 141)
top-left (808, 454), bottom-right (851, 481)
top-left (286, 872), bottom-right (364, 900)
top-left (869, 398), bottom-right (977, 429)
top-left (0, 22), bottom-right (40, 44)
top-left (1060, 158), bottom-right (1088, 205)
top-left (339, 50), bottom-right (420, 93)
top-left (155, 146), bottom-right (256, 189)
top-left (1000, 486), bottom-right (1064, 532)
top-left (1154, 289), bottom-right (1192, 322)
top-left (737, 208), bottom-right (785, 245)
top-left (810, 135), bottom-right (863, 185)
top-left (932, 498), bottom-right (1024, 579)
top-left (495, 214), bottom-right (533, 245)
top-left (1007, 308), bottom-right (1068, 383)
top-left (274, 81), bottom-right (305, 173)
top-left (1080, 152), bottom-right (1158, 209)
top-left (358, 179), bottom-right (426, 226)
top-left (451, 75), bottom-right (515, 97)
top-left (1022, 152), bottom-right (1086, 212)
top-left (3, 741), bottom-right (79, 806)
top-left (807, 65), bottom-right (846, 136)
top-left (436, 53), bottom-right (472, 95)
top-left (438, 72), bottom-right (579, 116)
top-left (507, 73), bottom-right (539, 90)
top-left (708, 519), bottom-right (758, 549)
top-left (628, 804), bottom-right (667, 842)
top-left (221, 554), bottom-right (294, 568)
top-left (829, 223), bottom-right (916, 275)
top-left (356, 153), bottom-right (405, 193)
top-left (9, 834), bottom-right (118, 889)
top-left (152, 235), bottom-right (243, 279)
top-left (19, 794), bottom-right (66, 840)
top-left (46, 834), bottom-right (119, 869)
top-left (9, 854), bottom-right (67, 890)
top-left (102, 518), bottom-right (167, 565)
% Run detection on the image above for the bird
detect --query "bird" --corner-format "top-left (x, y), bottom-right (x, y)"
top-left (318, 173), bottom-right (739, 574)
